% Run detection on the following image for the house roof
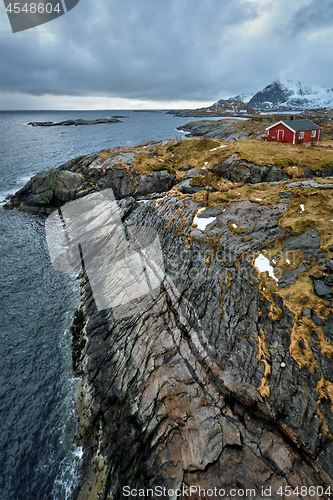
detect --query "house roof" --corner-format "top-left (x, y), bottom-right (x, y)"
top-left (266, 119), bottom-right (322, 132)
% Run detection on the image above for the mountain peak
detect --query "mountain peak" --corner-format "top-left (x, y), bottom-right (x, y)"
top-left (246, 78), bottom-right (333, 111)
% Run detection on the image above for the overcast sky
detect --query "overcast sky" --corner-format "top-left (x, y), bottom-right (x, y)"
top-left (0, 0), bottom-right (333, 109)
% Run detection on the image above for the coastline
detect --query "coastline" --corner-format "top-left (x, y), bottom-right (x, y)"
top-left (5, 136), bottom-right (333, 499)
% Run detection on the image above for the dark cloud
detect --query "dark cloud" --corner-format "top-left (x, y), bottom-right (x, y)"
top-left (285, 0), bottom-right (333, 37)
top-left (0, 0), bottom-right (332, 105)
top-left (0, 0), bottom-right (261, 101)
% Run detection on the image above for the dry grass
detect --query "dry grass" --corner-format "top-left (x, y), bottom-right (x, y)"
top-left (207, 183), bottom-right (283, 208)
top-left (132, 137), bottom-right (222, 174)
top-left (278, 189), bottom-right (333, 238)
top-left (227, 221), bottom-right (248, 234)
top-left (250, 248), bottom-right (332, 383)
top-left (212, 139), bottom-right (333, 172)
top-left (96, 135), bottom-right (333, 181)
top-left (274, 249), bottom-right (305, 275)
top-left (255, 328), bottom-right (271, 398)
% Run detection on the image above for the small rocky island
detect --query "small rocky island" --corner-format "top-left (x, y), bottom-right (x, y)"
top-left (4, 136), bottom-right (333, 499)
top-left (27, 116), bottom-right (126, 127)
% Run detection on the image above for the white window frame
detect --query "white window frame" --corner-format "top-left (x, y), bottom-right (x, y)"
top-left (311, 130), bottom-right (316, 138)
top-left (299, 131), bottom-right (304, 139)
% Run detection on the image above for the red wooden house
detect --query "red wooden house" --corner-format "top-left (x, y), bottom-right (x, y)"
top-left (262, 118), bottom-right (321, 144)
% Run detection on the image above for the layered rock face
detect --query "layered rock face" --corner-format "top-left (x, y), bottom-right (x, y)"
top-left (72, 195), bottom-right (333, 500)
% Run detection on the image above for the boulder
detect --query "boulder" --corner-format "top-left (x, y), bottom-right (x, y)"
top-left (3, 170), bottom-right (85, 212)
top-left (58, 159), bottom-right (75, 171)
top-left (213, 156), bottom-right (290, 183)
top-left (283, 228), bottom-right (322, 258)
top-left (184, 168), bottom-right (207, 179)
top-left (310, 276), bottom-right (333, 300)
top-left (278, 263), bottom-right (306, 288)
top-left (302, 307), bottom-right (311, 317)
top-left (104, 152), bottom-right (136, 167)
top-left (177, 179), bottom-right (210, 194)
top-left (179, 163), bottom-right (192, 171)
top-left (136, 170), bottom-right (176, 196)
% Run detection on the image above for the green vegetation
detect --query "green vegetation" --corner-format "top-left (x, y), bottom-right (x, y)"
top-left (151, 165), bottom-right (176, 174)
top-left (189, 175), bottom-right (206, 187)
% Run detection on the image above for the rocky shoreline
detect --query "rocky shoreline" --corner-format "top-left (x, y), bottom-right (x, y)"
top-left (177, 112), bottom-right (333, 143)
top-left (4, 137), bottom-right (333, 499)
top-left (178, 119), bottom-right (249, 141)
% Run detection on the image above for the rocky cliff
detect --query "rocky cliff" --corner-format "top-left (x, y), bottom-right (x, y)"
top-left (4, 138), bottom-right (333, 499)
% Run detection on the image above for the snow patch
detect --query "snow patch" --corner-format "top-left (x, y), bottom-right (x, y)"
top-left (300, 204), bottom-right (305, 212)
top-left (210, 145), bottom-right (227, 152)
top-left (193, 213), bottom-right (217, 230)
top-left (254, 254), bottom-right (278, 282)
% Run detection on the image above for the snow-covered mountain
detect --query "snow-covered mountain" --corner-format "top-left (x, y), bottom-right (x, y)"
top-left (215, 93), bottom-right (254, 105)
top-left (231, 93), bottom-right (254, 105)
top-left (246, 78), bottom-right (333, 111)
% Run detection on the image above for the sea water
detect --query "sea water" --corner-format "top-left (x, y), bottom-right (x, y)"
top-left (0, 109), bottom-right (223, 500)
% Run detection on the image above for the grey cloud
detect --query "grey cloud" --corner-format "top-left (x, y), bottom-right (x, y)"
top-left (284, 0), bottom-right (333, 37)
top-left (0, 0), bottom-right (261, 100)
top-left (0, 0), bottom-right (332, 103)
